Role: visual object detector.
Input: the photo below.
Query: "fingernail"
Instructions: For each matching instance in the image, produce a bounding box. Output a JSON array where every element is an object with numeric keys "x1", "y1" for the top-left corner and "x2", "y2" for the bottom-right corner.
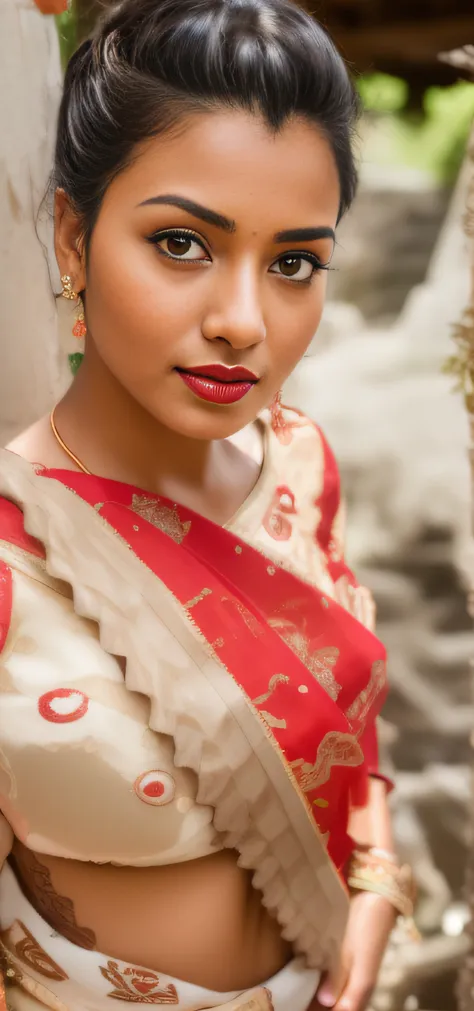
[{"x1": 318, "y1": 990, "x2": 336, "y2": 1007}]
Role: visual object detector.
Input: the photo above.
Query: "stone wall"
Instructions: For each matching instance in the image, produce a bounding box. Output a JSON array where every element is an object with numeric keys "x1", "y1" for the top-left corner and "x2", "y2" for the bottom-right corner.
[
  {"x1": 285, "y1": 159, "x2": 473, "y2": 1011},
  {"x1": 0, "y1": 1, "x2": 67, "y2": 447}
]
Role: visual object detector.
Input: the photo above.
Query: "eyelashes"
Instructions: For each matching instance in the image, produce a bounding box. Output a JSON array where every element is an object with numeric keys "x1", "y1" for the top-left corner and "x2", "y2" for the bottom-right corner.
[
  {"x1": 147, "y1": 228, "x2": 210, "y2": 262},
  {"x1": 146, "y1": 227, "x2": 332, "y2": 283},
  {"x1": 269, "y1": 253, "x2": 331, "y2": 283}
]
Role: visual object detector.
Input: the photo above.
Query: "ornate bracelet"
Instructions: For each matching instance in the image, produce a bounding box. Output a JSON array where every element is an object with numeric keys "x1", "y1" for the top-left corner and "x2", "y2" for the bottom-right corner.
[{"x1": 346, "y1": 847, "x2": 417, "y2": 919}]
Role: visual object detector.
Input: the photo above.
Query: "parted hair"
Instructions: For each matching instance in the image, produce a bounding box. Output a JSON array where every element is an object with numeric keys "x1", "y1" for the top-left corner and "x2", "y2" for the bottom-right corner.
[{"x1": 55, "y1": 0, "x2": 360, "y2": 243}]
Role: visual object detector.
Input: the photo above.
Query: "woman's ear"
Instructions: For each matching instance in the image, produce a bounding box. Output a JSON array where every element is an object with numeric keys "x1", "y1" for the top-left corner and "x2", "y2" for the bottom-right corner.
[{"x1": 54, "y1": 188, "x2": 86, "y2": 293}]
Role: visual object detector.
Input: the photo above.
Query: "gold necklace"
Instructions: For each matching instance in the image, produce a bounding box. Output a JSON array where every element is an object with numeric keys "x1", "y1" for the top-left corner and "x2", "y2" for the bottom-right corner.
[{"x1": 50, "y1": 409, "x2": 92, "y2": 475}]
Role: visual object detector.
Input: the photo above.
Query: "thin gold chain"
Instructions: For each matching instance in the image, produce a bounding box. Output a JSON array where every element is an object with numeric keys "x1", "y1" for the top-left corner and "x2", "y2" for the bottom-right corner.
[{"x1": 50, "y1": 409, "x2": 92, "y2": 475}]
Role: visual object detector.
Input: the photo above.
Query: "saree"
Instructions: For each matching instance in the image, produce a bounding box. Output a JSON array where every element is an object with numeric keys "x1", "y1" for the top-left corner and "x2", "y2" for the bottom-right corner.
[{"x1": 0, "y1": 406, "x2": 388, "y2": 1011}]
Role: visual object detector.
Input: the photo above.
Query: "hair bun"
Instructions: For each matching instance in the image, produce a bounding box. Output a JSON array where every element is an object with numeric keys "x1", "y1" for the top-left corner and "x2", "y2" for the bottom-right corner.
[{"x1": 55, "y1": 0, "x2": 359, "y2": 243}]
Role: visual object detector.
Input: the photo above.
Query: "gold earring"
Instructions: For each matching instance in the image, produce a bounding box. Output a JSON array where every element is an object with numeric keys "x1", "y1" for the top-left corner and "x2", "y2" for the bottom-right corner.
[
  {"x1": 60, "y1": 275, "x2": 86, "y2": 341},
  {"x1": 61, "y1": 274, "x2": 77, "y2": 301}
]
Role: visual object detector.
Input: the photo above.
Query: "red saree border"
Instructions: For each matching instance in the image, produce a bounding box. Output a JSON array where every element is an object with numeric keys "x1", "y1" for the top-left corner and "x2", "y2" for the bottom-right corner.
[{"x1": 10, "y1": 466, "x2": 387, "y2": 873}]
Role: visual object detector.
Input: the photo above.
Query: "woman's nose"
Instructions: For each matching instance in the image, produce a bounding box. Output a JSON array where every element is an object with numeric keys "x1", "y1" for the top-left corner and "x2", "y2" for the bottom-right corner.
[{"x1": 201, "y1": 264, "x2": 267, "y2": 349}]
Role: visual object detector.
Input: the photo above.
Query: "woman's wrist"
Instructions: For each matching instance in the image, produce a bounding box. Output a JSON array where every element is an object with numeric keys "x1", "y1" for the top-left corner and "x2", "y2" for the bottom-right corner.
[{"x1": 346, "y1": 846, "x2": 417, "y2": 920}]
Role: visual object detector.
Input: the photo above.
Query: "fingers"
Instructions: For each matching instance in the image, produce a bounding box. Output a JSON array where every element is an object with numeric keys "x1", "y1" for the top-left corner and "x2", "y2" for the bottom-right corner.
[
  {"x1": 316, "y1": 956, "x2": 350, "y2": 1008},
  {"x1": 335, "y1": 976, "x2": 374, "y2": 1011}
]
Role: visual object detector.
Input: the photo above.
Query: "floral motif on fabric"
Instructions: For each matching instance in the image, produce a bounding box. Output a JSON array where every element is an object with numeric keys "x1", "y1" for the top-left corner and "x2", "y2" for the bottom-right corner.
[
  {"x1": 1, "y1": 921, "x2": 68, "y2": 981},
  {"x1": 290, "y1": 731, "x2": 363, "y2": 794},
  {"x1": 99, "y1": 961, "x2": 178, "y2": 1003},
  {"x1": 130, "y1": 496, "x2": 191, "y2": 545},
  {"x1": 262, "y1": 486, "x2": 296, "y2": 541}
]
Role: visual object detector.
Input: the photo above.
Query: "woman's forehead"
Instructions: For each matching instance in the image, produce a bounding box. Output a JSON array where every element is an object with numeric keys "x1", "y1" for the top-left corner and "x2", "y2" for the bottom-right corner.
[{"x1": 100, "y1": 110, "x2": 341, "y2": 230}]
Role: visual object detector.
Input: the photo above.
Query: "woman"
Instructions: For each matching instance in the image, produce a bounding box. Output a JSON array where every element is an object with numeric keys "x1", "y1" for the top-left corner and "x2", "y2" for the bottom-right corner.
[{"x1": 0, "y1": 1, "x2": 415, "y2": 1009}]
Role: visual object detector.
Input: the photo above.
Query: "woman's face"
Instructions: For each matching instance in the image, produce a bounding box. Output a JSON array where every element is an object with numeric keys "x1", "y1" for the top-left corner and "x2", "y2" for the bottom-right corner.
[{"x1": 66, "y1": 110, "x2": 340, "y2": 440}]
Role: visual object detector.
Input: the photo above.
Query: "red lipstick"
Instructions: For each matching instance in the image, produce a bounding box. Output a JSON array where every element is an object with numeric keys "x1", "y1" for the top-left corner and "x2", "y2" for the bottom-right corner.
[{"x1": 176, "y1": 364, "x2": 258, "y2": 405}]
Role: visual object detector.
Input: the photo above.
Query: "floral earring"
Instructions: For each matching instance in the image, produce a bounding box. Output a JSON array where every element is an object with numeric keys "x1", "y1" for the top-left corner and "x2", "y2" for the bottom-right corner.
[
  {"x1": 270, "y1": 390, "x2": 283, "y2": 427},
  {"x1": 61, "y1": 275, "x2": 85, "y2": 375}
]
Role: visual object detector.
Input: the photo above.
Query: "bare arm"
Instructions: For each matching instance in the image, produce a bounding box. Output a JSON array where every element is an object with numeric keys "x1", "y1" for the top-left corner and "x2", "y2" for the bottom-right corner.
[{"x1": 349, "y1": 777, "x2": 394, "y2": 853}]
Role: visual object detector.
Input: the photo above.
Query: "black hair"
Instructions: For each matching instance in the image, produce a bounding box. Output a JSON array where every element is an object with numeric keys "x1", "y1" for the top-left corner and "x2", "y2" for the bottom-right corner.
[{"x1": 55, "y1": 0, "x2": 360, "y2": 245}]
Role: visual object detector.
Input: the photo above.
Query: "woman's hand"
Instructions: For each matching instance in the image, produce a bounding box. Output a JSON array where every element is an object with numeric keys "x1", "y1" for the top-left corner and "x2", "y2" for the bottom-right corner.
[
  {"x1": 33, "y1": 0, "x2": 68, "y2": 14},
  {"x1": 312, "y1": 892, "x2": 396, "y2": 1011}
]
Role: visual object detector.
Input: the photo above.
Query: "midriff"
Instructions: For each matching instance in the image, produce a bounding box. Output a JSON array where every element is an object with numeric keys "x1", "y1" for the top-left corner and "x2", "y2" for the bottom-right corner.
[{"x1": 11, "y1": 842, "x2": 292, "y2": 992}]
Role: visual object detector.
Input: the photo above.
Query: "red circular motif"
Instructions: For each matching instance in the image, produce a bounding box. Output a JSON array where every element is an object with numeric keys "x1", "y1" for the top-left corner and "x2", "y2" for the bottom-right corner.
[
  {"x1": 38, "y1": 688, "x2": 89, "y2": 724},
  {"x1": 143, "y1": 781, "x2": 165, "y2": 799},
  {"x1": 134, "y1": 771, "x2": 175, "y2": 807}
]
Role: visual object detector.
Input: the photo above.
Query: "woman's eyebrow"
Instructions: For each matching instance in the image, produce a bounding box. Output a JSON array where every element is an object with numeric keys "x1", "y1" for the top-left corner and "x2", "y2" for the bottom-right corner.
[
  {"x1": 137, "y1": 194, "x2": 236, "y2": 233},
  {"x1": 138, "y1": 195, "x2": 335, "y2": 246},
  {"x1": 274, "y1": 226, "x2": 335, "y2": 243}
]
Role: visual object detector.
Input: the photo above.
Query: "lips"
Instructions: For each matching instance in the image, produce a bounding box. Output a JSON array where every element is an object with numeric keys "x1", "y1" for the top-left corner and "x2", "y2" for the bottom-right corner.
[{"x1": 175, "y1": 363, "x2": 258, "y2": 405}]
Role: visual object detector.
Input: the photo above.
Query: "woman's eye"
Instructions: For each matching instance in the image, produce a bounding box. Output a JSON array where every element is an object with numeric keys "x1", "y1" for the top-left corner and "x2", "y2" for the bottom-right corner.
[
  {"x1": 152, "y1": 231, "x2": 209, "y2": 261},
  {"x1": 270, "y1": 255, "x2": 319, "y2": 282}
]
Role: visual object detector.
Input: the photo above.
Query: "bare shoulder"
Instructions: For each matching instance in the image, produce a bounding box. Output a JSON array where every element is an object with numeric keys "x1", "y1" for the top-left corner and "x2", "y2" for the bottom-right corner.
[{"x1": 6, "y1": 416, "x2": 66, "y2": 469}]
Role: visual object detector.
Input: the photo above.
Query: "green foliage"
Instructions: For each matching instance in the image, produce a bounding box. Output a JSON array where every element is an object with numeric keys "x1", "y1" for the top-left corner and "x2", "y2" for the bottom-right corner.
[
  {"x1": 68, "y1": 352, "x2": 84, "y2": 376},
  {"x1": 358, "y1": 73, "x2": 409, "y2": 114},
  {"x1": 358, "y1": 73, "x2": 474, "y2": 183},
  {"x1": 55, "y1": 8, "x2": 77, "y2": 70}
]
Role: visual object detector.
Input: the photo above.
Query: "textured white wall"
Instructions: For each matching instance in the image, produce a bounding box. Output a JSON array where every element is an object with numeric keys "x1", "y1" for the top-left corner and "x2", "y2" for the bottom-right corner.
[{"x1": 0, "y1": 0, "x2": 68, "y2": 446}]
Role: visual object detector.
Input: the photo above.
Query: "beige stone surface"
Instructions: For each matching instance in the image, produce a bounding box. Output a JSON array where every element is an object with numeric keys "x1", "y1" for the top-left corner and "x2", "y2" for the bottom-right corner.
[{"x1": 285, "y1": 155, "x2": 473, "y2": 1011}]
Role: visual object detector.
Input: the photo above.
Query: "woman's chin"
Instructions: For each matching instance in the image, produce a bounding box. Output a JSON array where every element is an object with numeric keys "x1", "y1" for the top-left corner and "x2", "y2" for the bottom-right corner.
[{"x1": 148, "y1": 398, "x2": 263, "y2": 441}]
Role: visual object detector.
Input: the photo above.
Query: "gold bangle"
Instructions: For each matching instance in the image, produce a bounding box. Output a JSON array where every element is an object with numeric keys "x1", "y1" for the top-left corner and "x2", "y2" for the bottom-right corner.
[{"x1": 346, "y1": 847, "x2": 417, "y2": 919}]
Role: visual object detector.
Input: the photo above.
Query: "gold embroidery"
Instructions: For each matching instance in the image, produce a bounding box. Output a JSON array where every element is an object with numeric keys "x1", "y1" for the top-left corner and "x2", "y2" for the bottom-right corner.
[
  {"x1": 345, "y1": 659, "x2": 387, "y2": 728},
  {"x1": 0, "y1": 540, "x2": 46, "y2": 574},
  {"x1": 1, "y1": 922, "x2": 68, "y2": 982},
  {"x1": 269, "y1": 617, "x2": 341, "y2": 700},
  {"x1": 100, "y1": 961, "x2": 178, "y2": 1004},
  {"x1": 220, "y1": 597, "x2": 263, "y2": 637},
  {"x1": 184, "y1": 588, "x2": 212, "y2": 609},
  {"x1": 290, "y1": 732, "x2": 363, "y2": 793},
  {"x1": 130, "y1": 496, "x2": 191, "y2": 545},
  {"x1": 253, "y1": 674, "x2": 289, "y2": 729}
]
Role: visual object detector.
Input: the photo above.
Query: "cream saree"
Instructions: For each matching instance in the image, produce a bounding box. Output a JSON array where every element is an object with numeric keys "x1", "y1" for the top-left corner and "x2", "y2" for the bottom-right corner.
[{"x1": 0, "y1": 407, "x2": 388, "y2": 1011}]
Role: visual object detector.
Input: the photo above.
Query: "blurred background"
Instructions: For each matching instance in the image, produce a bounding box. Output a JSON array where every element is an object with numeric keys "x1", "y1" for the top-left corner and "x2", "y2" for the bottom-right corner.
[{"x1": 1, "y1": 2, "x2": 474, "y2": 1009}]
